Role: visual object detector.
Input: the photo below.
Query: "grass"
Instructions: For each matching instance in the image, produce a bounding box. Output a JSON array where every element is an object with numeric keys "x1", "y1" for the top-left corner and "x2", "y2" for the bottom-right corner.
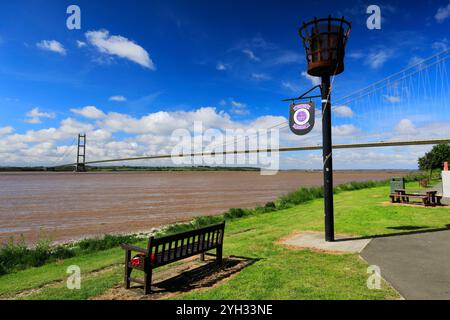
[
  {"x1": 0, "y1": 234, "x2": 142, "y2": 276},
  {"x1": 1, "y1": 178, "x2": 448, "y2": 300}
]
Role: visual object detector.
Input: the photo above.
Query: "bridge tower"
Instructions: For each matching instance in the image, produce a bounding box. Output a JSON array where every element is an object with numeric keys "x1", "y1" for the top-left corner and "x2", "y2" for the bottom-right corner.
[{"x1": 76, "y1": 133, "x2": 86, "y2": 172}]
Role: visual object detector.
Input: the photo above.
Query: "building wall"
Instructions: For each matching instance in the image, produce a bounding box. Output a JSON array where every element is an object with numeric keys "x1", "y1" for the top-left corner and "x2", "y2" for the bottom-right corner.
[{"x1": 443, "y1": 171, "x2": 450, "y2": 198}]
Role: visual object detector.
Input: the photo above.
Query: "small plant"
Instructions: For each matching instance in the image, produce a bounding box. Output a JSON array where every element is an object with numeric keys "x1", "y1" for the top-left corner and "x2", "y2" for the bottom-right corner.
[
  {"x1": 0, "y1": 236, "x2": 52, "y2": 275},
  {"x1": 224, "y1": 208, "x2": 251, "y2": 219},
  {"x1": 51, "y1": 245, "x2": 76, "y2": 260}
]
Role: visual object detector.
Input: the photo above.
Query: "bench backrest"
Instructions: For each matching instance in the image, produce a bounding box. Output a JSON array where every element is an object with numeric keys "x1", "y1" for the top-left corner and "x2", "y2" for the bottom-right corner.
[{"x1": 146, "y1": 222, "x2": 225, "y2": 266}]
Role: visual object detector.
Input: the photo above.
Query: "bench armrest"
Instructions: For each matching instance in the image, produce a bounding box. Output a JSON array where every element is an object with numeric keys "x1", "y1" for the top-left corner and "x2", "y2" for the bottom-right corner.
[{"x1": 121, "y1": 243, "x2": 146, "y2": 253}]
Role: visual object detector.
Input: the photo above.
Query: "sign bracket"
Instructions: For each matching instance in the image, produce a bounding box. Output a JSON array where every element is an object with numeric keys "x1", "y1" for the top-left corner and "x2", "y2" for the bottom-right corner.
[{"x1": 281, "y1": 85, "x2": 322, "y2": 103}]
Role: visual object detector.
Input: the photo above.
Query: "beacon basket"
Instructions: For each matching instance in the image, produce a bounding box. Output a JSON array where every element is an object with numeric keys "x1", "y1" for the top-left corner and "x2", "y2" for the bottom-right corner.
[{"x1": 299, "y1": 16, "x2": 351, "y2": 77}]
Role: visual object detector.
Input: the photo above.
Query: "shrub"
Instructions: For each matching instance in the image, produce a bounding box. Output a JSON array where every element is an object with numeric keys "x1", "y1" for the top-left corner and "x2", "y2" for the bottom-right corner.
[
  {"x1": 265, "y1": 201, "x2": 276, "y2": 211},
  {"x1": 277, "y1": 186, "x2": 324, "y2": 209},
  {"x1": 0, "y1": 237, "x2": 29, "y2": 275},
  {"x1": 224, "y1": 208, "x2": 250, "y2": 219},
  {"x1": 51, "y1": 246, "x2": 75, "y2": 260},
  {"x1": 78, "y1": 234, "x2": 140, "y2": 252},
  {"x1": 0, "y1": 237, "x2": 51, "y2": 275}
]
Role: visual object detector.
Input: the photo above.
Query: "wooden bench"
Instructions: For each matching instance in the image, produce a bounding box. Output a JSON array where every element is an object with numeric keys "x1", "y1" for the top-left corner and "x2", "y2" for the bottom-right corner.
[
  {"x1": 121, "y1": 222, "x2": 225, "y2": 294},
  {"x1": 390, "y1": 189, "x2": 435, "y2": 206},
  {"x1": 404, "y1": 194, "x2": 431, "y2": 206},
  {"x1": 390, "y1": 189, "x2": 408, "y2": 203}
]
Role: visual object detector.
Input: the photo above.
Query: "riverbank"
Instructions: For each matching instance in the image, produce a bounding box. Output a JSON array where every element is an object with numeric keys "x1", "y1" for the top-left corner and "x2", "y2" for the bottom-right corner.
[{"x1": 1, "y1": 177, "x2": 449, "y2": 300}]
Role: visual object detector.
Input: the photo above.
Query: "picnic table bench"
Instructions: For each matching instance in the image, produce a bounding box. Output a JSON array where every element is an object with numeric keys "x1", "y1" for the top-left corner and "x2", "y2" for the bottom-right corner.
[
  {"x1": 390, "y1": 189, "x2": 442, "y2": 207},
  {"x1": 121, "y1": 222, "x2": 225, "y2": 294}
]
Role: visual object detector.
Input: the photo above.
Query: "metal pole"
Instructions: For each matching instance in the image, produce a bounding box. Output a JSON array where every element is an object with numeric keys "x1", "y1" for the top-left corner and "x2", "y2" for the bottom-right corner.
[{"x1": 321, "y1": 75, "x2": 334, "y2": 242}]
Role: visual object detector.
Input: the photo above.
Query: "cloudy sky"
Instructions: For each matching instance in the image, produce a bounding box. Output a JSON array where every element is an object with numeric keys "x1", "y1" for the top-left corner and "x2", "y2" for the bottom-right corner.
[{"x1": 0, "y1": 0, "x2": 450, "y2": 169}]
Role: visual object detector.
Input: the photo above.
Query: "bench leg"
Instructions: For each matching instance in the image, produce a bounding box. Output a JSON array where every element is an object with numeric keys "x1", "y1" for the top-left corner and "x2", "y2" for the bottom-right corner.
[
  {"x1": 199, "y1": 253, "x2": 205, "y2": 262},
  {"x1": 144, "y1": 268, "x2": 152, "y2": 295},
  {"x1": 216, "y1": 245, "x2": 223, "y2": 265},
  {"x1": 124, "y1": 249, "x2": 132, "y2": 289}
]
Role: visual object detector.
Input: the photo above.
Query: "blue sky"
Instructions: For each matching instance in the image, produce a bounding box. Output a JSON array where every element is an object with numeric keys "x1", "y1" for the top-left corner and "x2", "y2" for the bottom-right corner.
[{"x1": 0, "y1": 0, "x2": 450, "y2": 168}]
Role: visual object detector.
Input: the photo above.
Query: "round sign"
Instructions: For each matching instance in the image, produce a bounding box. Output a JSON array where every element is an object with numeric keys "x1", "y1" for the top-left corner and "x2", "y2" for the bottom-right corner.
[{"x1": 293, "y1": 108, "x2": 310, "y2": 126}]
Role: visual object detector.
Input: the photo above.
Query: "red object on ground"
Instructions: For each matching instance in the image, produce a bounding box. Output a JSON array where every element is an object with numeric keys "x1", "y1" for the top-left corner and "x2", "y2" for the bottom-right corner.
[
  {"x1": 130, "y1": 253, "x2": 155, "y2": 267},
  {"x1": 444, "y1": 162, "x2": 448, "y2": 171}
]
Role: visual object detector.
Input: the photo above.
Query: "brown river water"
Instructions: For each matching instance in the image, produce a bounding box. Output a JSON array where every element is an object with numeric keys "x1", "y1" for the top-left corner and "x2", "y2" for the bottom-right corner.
[{"x1": 0, "y1": 171, "x2": 409, "y2": 244}]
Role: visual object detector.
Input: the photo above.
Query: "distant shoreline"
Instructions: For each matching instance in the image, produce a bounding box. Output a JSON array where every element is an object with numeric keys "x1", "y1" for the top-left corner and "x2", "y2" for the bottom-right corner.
[
  {"x1": 0, "y1": 166, "x2": 261, "y2": 173},
  {"x1": 0, "y1": 166, "x2": 418, "y2": 173}
]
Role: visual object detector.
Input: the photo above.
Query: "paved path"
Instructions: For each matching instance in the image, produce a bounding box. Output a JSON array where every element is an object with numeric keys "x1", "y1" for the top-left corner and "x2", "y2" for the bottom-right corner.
[{"x1": 361, "y1": 229, "x2": 450, "y2": 300}]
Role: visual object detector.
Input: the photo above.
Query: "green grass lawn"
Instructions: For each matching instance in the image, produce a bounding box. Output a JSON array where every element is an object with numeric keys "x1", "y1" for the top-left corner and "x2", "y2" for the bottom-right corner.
[{"x1": 1, "y1": 182, "x2": 449, "y2": 300}]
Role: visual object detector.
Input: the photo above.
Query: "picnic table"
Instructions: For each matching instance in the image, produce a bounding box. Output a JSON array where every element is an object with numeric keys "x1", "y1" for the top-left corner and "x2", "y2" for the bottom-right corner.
[{"x1": 390, "y1": 189, "x2": 442, "y2": 206}]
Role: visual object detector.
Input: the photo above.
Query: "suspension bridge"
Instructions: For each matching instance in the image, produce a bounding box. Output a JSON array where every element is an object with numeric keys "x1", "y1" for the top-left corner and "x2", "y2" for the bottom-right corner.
[{"x1": 51, "y1": 48, "x2": 450, "y2": 172}]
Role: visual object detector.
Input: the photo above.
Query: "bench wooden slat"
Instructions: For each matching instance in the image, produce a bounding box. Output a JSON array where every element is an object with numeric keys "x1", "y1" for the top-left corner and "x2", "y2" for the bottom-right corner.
[{"x1": 151, "y1": 223, "x2": 225, "y2": 245}]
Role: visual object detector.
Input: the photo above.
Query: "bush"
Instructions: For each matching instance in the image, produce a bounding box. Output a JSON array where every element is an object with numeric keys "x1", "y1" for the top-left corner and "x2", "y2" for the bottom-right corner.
[
  {"x1": 0, "y1": 237, "x2": 51, "y2": 275},
  {"x1": 0, "y1": 237, "x2": 29, "y2": 275},
  {"x1": 264, "y1": 202, "x2": 276, "y2": 211},
  {"x1": 28, "y1": 239, "x2": 51, "y2": 267},
  {"x1": 224, "y1": 208, "x2": 251, "y2": 219},
  {"x1": 77, "y1": 234, "x2": 141, "y2": 252},
  {"x1": 277, "y1": 186, "x2": 324, "y2": 209},
  {"x1": 51, "y1": 246, "x2": 76, "y2": 260},
  {"x1": 0, "y1": 233, "x2": 142, "y2": 276}
]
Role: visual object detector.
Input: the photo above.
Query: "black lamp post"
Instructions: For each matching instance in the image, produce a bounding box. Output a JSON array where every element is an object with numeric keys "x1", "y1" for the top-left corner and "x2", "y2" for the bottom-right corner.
[{"x1": 299, "y1": 16, "x2": 351, "y2": 242}]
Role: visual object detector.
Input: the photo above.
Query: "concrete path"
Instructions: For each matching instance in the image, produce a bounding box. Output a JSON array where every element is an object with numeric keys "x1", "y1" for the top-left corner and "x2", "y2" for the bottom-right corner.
[
  {"x1": 361, "y1": 229, "x2": 450, "y2": 300},
  {"x1": 282, "y1": 231, "x2": 371, "y2": 253}
]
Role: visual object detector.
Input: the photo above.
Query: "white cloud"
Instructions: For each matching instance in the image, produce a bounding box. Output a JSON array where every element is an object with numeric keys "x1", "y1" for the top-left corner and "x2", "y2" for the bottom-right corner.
[
  {"x1": 432, "y1": 38, "x2": 449, "y2": 51},
  {"x1": 71, "y1": 106, "x2": 106, "y2": 119},
  {"x1": 216, "y1": 62, "x2": 228, "y2": 71},
  {"x1": 76, "y1": 40, "x2": 87, "y2": 48},
  {"x1": 384, "y1": 95, "x2": 401, "y2": 103},
  {"x1": 271, "y1": 51, "x2": 303, "y2": 65},
  {"x1": 25, "y1": 107, "x2": 56, "y2": 124},
  {"x1": 435, "y1": 3, "x2": 450, "y2": 23},
  {"x1": 109, "y1": 95, "x2": 127, "y2": 102},
  {"x1": 242, "y1": 49, "x2": 260, "y2": 62},
  {"x1": 333, "y1": 105, "x2": 354, "y2": 118},
  {"x1": 348, "y1": 51, "x2": 364, "y2": 59},
  {"x1": 229, "y1": 100, "x2": 249, "y2": 116},
  {"x1": 409, "y1": 56, "x2": 425, "y2": 66},
  {"x1": 365, "y1": 50, "x2": 389, "y2": 69},
  {"x1": 251, "y1": 73, "x2": 271, "y2": 81},
  {"x1": 0, "y1": 126, "x2": 13, "y2": 135},
  {"x1": 301, "y1": 71, "x2": 320, "y2": 86},
  {"x1": 36, "y1": 40, "x2": 66, "y2": 55},
  {"x1": 281, "y1": 81, "x2": 300, "y2": 93},
  {"x1": 395, "y1": 119, "x2": 417, "y2": 135},
  {"x1": 332, "y1": 124, "x2": 360, "y2": 136},
  {"x1": 85, "y1": 29, "x2": 155, "y2": 69},
  {"x1": 99, "y1": 107, "x2": 235, "y2": 135}
]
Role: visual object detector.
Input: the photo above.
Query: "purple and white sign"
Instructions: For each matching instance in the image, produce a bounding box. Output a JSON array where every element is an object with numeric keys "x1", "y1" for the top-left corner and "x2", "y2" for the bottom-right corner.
[{"x1": 289, "y1": 102, "x2": 315, "y2": 136}]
